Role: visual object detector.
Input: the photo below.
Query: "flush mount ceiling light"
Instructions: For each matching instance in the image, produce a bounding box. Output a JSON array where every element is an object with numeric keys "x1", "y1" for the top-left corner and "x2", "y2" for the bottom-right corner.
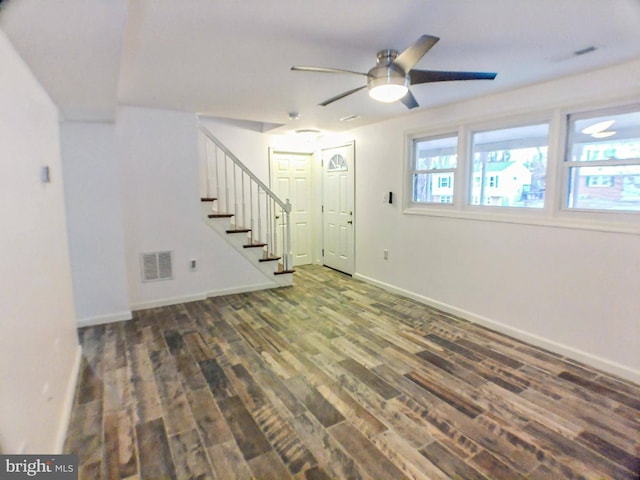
[{"x1": 294, "y1": 129, "x2": 321, "y2": 141}]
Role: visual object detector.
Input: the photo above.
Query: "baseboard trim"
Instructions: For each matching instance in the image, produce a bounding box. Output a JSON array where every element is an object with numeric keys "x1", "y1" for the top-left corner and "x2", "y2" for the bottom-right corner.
[
  {"x1": 354, "y1": 273, "x2": 640, "y2": 384},
  {"x1": 54, "y1": 345, "x2": 82, "y2": 454},
  {"x1": 130, "y1": 282, "x2": 286, "y2": 312},
  {"x1": 131, "y1": 293, "x2": 207, "y2": 311},
  {"x1": 77, "y1": 310, "x2": 132, "y2": 328},
  {"x1": 206, "y1": 282, "x2": 282, "y2": 298}
]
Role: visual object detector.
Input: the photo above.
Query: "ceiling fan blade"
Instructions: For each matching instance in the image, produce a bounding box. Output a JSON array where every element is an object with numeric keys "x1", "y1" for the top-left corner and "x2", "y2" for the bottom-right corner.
[
  {"x1": 400, "y1": 90, "x2": 419, "y2": 109},
  {"x1": 410, "y1": 69, "x2": 497, "y2": 84},
  {"x1": 319, "y1": 85, "x2": 367, "y2": 107},
  {"x1": 393, "y1": 35, "x2": 440, "y2": 72},
  {"x1": 291, "y1": 66, "x2": 368, "y2": 76}
]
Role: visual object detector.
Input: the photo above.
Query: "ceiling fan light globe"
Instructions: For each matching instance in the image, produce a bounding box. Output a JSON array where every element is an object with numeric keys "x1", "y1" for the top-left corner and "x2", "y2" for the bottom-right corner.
[
  {"x1": 367, "y1": 65, "x2": 409, "y2": 103},
  {"x1": 369, "y1": 84, "x2": 408, "y2": 103}
]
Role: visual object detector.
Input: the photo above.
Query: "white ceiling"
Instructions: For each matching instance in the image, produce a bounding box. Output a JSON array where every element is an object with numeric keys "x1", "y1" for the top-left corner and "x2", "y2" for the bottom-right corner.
[{"x1": 2, "y1": 0, "x2": 639, "y2": 133}]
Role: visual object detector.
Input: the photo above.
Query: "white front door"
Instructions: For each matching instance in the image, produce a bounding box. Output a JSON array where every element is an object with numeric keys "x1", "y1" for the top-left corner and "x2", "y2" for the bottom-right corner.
[
  {"x1": 322, "y1": 142, "x2": 355, "y2": 275},
  {"x1": 269, "y1": 151, "x2": 312, "y2": 266}
]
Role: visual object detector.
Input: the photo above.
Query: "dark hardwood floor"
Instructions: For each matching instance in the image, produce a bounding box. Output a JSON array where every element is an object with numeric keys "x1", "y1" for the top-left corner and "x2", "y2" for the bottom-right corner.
[{"x1": 64, "y1": 265, "x2": 640, "y2": 479}]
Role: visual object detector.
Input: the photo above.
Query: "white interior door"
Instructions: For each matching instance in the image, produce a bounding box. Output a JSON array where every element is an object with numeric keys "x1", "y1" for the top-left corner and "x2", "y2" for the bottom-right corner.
[
  {"x1": 322, "y1": 142, "x2": 355, "y2": 275},
  {"x1": 269, "y1": 151, "x2": 312, "y2": 266}
]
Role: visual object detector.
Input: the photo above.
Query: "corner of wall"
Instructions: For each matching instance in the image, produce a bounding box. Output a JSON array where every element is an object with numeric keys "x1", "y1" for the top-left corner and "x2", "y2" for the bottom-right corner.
[
  {"x1": 354, "y1": 273, "x2": 640, "y2": 384},
  {"x1": 54, "y1": 345, "x2": 83, "y2": 453}
]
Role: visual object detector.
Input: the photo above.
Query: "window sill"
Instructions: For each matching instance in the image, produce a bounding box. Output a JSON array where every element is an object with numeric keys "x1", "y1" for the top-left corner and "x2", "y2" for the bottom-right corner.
[{"x1": 403, "y1": 205, "x2": 640, "y2": 235}]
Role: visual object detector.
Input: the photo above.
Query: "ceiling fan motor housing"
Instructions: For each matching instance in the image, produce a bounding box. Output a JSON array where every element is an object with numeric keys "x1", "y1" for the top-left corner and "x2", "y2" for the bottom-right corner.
[{"x1": 367, "y1": 50, "x2": 409, "y2": 91}]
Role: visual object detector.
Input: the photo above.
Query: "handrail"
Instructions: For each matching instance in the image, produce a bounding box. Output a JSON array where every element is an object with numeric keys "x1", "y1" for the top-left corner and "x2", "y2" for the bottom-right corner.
[
  {"x1": 199, "y1": 126, "x2": 290, "y2": 212},
  {"x1": 199, "y1": 124, "x2": 293, "y2": 272}
]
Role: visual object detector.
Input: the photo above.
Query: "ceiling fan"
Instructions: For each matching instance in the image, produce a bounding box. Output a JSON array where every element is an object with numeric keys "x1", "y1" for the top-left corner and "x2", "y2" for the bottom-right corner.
[{"x1": 291, "y1": 34, "x2": 497, "y2": 109}]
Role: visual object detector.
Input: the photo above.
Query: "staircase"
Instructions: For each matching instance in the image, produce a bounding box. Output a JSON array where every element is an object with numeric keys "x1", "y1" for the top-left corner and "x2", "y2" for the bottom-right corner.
[{"x1": 199, "y1": 126, "x2": 294, "y2": 287}]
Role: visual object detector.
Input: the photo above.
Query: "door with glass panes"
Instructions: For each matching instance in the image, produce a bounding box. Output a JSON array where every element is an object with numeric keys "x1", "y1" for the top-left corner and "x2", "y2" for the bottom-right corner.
[{"x1": 322, "y1": 142, "x2": 355, "y2": 275}]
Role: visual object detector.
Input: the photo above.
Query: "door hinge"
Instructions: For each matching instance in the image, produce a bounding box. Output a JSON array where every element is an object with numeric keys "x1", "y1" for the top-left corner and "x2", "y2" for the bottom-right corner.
[
  {"x1": 322, "y1": 249, "x2": 324, "y2": 257},
  {"x1": 321, "y1": 205, "x2": 324, "y2": 213}
]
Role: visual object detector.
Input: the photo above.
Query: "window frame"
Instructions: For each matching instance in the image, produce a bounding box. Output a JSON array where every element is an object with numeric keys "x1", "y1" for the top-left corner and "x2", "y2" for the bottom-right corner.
[
  {"x1": 467, "y1": 119, "x2": 551, "y2": 212},
  {"x1": 561, "y1": 104, "x2": 640, "y2": 217},
  {"x1": 403, "y1": 100, "x2": 640, "y2": 233},
  {"x1": 406, "y1": 131, "x2": 460, "y2": 207}
]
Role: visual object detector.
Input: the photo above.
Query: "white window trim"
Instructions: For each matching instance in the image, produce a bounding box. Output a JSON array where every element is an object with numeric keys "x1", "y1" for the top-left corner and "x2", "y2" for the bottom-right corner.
[
  {"x1": 559, "y1": 103, "x2": 640, "y2": 217},
  {"x1": 405, "y1": 130, "x2": 460, "y2": 207},
  {"x1": 466, "y1": 116, "x2": 552, "y2": 213},
  {"x1": 403, "y1": 102, "x2": 640, "y2": 235}
]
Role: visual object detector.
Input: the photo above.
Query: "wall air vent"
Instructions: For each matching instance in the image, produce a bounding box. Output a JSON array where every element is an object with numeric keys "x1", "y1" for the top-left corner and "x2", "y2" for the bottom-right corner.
[{"x1": 141, "y1": 251, "x2": 173, "y2": 282}]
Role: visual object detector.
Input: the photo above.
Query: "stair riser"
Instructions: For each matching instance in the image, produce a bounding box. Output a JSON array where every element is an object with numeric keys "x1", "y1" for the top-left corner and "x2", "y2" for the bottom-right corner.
[{"x1": 202, "y1": 204, "x2": 292, "y2": 284}]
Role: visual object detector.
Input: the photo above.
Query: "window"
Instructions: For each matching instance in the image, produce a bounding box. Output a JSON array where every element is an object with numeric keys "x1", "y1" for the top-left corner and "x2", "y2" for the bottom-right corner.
[
  {"x1": 404, "y1": 102, "x2": 638, "y2": 230},
  {"x1": 471, "y1": 123, "x2": 549, "y2": 208},
  {"x1": 410, "y1": 134, "x2": 457, "y2": 204},
  {"x1": 565, "y1": 107, "x2": 640, "y2": 211},
  {"x1": 328, "y1": 154, "x2": 348, "y2": 171},
  {"x1": 438, "y1": 176, "x2": 452, "y2": 188},
  {"x1": 586, "y1": 176, "x2": 614, "y2": 188}
]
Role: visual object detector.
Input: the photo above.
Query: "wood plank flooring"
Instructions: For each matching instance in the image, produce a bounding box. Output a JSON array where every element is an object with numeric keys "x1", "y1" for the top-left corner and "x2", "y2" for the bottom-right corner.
[{"x1": 64, "y1": 265, "x2": 640, "y2": 479}]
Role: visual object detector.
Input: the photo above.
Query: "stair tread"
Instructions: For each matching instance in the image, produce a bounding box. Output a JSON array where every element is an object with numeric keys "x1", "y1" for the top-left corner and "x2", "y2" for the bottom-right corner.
[
  {"x1": 274, "y1": 269, "x2": 296, "y2": 275},
  {"x1": 243, "y1": 242, "x2": 267, "y2": 248},
  {"x1": 274, "y1": 262, "x2": 295, "y2": 275},
  {"x1": 259, "y1": 255, "x2": 281, "y2": 262},
  {"x1": 199, "y1": 142, "x2": 295, "y2": 286}
]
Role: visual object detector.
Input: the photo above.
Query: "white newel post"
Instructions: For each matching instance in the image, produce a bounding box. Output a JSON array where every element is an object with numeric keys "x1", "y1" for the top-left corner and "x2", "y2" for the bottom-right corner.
[{"x1": 284, "y1": 198, "x2": 293, "y2": 270}]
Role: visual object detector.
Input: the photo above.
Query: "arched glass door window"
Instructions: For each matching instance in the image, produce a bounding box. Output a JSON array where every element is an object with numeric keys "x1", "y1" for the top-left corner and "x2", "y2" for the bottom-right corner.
[{"x1": 328, "y1": 154, "x2": 348, "y2": 171}]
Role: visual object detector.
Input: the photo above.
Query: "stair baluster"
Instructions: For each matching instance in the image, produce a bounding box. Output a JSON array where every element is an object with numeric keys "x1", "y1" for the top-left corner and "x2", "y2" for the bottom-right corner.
[
  {"x1": 249, "y1": 177, "x2": 254, "y2": 244},
  {"x1": 200, "y1": 126, "x2": 293, "y2": 273}
]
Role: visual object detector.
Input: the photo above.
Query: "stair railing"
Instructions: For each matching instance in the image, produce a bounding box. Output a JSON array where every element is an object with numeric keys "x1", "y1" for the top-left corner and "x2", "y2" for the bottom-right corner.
[{"x1": 200, "y1": 126, "x2": 293, "y2": 272}]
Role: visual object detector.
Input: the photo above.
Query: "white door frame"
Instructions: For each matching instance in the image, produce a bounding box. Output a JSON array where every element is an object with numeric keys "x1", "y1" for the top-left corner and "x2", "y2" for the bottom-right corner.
[{"x1": 321, "y1": 141, "x2": 355, "y2": 275}]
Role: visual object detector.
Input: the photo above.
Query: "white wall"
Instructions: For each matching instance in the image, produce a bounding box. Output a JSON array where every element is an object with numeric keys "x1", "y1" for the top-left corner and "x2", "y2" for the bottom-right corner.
[
  {"x1": 117, "y1": 107, "x2": 269, "y2": 309},
  {"x1": 0, "y1": 31, "x2": 81, "y2": 453},
  {"x1": 199, "y1": 117, "x2": 327, "y2": 264},
  {"x1": 198, "y1": 116, "x2": 273, "y2": 186},
  {"x1": 346, "y1": 59, "x2": 640, "y2": 382},
  {"x1": 60, "y1": 122, "x2": 131, "y2": 326},
  {"x1": 57, "y1": 109, "x2": 282, "y2": 318}
]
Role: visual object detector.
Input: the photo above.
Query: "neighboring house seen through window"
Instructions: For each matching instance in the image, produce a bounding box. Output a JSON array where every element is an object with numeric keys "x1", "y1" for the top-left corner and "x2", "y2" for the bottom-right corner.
[
  {"x1": 411, "y1": 134, "x2": 457, "y2": 204},
  {"x1": 406, "y1": 103, "x2": 639, "y2": 230},
  {"x1": 470, "y1": 123, "x2": 549, "y2": 208},
  {"x1": 565, "y1": 107, "x2": 640, "y2": 212}
]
